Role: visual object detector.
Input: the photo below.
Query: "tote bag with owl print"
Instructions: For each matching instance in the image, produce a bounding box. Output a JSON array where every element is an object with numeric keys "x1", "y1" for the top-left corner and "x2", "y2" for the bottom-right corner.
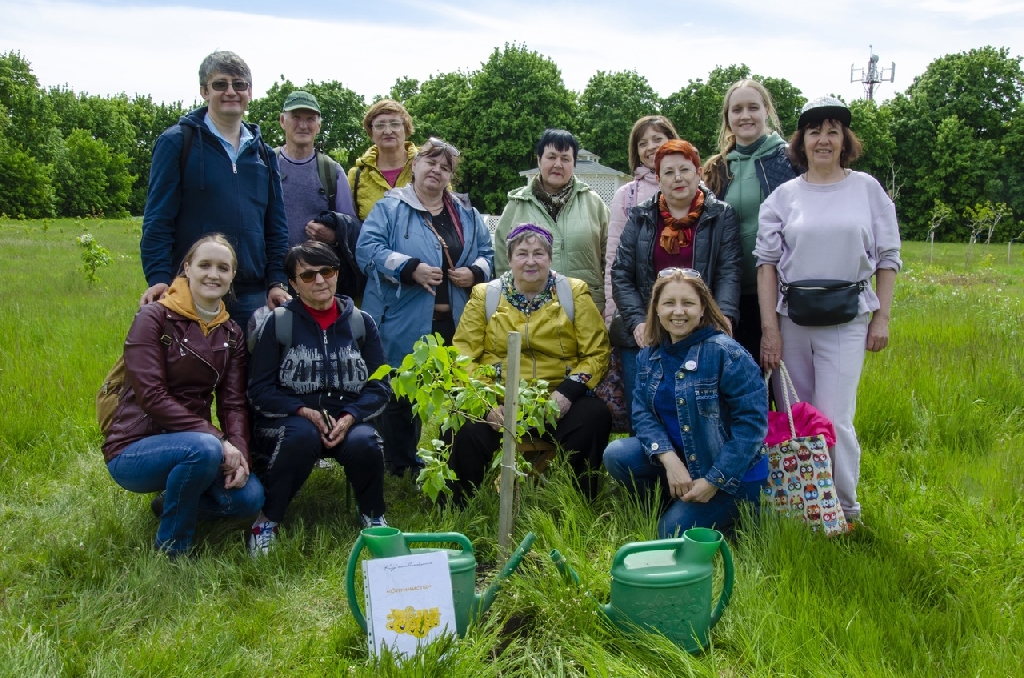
[{"x1": 761, "y1": 363, "x2": 850, "y2": 537}]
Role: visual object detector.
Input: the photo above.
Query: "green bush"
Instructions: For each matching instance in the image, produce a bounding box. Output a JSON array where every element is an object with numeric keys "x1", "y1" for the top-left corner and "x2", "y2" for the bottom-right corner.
[
  {"x1": 53, "y1": 129, "x2": 134, "y2": 218},
  {"x1": 0, "y1": 136, "x2": 54, "y2": 218}
]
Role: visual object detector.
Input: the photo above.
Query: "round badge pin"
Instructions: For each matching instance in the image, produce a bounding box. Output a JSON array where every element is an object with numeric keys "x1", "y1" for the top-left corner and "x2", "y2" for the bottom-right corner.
[{"x1": 684, "y1": 360, "x2": 697, "y2": 371}]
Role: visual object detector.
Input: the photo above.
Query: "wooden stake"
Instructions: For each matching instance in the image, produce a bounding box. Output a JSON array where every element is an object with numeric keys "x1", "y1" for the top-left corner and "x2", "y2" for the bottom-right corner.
[{"x1": 498, "y1": 331, "x2": 522, "y2": 554}]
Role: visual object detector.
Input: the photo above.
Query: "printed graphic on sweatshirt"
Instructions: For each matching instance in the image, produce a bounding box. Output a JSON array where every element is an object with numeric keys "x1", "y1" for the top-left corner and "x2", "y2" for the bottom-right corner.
[{"x1": 279, "y1": 345, "x2": 369, "y2": 395}]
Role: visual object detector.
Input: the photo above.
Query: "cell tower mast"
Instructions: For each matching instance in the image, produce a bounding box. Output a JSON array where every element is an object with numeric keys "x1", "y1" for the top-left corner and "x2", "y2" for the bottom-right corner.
[{"x1": 851, "y1": 45, "x2": 895, "y2": 100}]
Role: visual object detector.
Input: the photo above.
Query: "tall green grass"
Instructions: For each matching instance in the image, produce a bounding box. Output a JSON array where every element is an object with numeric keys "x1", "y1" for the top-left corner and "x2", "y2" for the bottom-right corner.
[{"x1": 1, "y1": 223, "x2": 1021, "y2": 676}]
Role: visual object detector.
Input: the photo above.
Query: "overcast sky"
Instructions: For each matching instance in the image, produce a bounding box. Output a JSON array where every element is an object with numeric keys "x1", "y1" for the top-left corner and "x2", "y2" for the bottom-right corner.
[{"x1": 3, "y1": 0, "x2": 1023, "y2": 108}]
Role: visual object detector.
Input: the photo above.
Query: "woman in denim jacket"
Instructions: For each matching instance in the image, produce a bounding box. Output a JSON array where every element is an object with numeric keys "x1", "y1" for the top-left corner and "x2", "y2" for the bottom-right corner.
[{"x1": 604, "y1": 269, "x2": 767, "y2": 537}]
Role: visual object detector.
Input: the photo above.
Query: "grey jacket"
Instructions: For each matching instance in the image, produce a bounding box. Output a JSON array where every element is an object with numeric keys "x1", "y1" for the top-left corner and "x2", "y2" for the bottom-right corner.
[{"x1": 610, "y1": 187, "x2": 742, "y2": 347}]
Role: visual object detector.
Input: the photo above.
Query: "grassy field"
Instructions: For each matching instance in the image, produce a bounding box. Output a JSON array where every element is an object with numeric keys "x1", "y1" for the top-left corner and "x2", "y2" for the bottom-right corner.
[{"x1": 1, "y1": 220, "x2": 1021, "y2": 677}]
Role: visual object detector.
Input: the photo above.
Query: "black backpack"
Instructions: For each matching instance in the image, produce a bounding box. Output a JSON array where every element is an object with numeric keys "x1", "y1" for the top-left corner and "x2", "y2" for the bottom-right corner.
[{"x1": 247, "y1": 305, "x2": 365, "y2": 354}]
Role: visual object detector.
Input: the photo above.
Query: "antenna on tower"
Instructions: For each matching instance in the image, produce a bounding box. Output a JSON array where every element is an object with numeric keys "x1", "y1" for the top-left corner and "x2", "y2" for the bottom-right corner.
[{"x1": 851, "y1": 45, "x2": 895, "y2": 101}]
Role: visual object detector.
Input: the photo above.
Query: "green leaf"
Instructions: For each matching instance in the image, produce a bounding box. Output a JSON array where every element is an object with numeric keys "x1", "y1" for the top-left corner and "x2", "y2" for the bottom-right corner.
[{"x1": 369, "y1": 364, "x2": 393, "y2": 381}]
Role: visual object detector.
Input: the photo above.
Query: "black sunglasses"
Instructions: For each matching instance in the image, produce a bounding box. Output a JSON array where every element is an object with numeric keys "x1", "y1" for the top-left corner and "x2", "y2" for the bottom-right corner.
[
  {"x1": 295, "y1": 267, "x2": 339, "y2": 283},
  {"x1": 209, "y1": 79, "x2": 250, "y2": 92}
]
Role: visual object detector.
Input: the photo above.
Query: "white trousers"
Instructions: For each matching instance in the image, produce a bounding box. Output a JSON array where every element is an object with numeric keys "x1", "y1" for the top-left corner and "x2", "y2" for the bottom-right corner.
[{"x1": 775, "y1": 313, "x2": 869, "y2": 517}]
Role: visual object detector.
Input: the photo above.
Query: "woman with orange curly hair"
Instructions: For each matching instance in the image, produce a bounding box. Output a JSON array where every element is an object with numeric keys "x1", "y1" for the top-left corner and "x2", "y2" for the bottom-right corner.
[{"x1": 610, "y1": 139, "x2": 742, "y2": 422}]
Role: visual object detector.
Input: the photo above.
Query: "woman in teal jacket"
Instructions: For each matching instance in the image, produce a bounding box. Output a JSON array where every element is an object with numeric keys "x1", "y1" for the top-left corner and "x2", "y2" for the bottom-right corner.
[
  {"x1": 702, "y1": 79, "x2": 798, "y2": 363},
  {"x1": 355, "y1": 138, "x2": 494, "y2": 476}
]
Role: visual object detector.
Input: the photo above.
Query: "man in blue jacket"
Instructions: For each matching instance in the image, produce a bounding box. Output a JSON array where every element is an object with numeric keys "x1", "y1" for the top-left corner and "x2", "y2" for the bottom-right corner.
[{"x1": 139, "y1": 51, "x2": 290, "y2": 329}]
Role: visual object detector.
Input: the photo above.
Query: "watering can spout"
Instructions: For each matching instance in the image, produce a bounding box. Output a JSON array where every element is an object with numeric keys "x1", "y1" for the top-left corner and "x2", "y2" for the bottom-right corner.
[
  {"x1": 477, "y1": 532, "x2": 536, "y2": 614},
  {"x1": 550, "y1": 549, "x2": 616, "y2": 622},
  {"x1": 550, "y1": 549, "x2": 580, "y2": 585}
]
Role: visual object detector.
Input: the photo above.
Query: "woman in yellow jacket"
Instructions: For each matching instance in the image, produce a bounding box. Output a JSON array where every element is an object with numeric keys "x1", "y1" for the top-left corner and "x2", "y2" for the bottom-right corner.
[
  {"x1": 347, "y1": 100, "x2": 418, "y2": 221},
  {"x1": 449, "y1": 224, "x2": 612, "y2": 504}
]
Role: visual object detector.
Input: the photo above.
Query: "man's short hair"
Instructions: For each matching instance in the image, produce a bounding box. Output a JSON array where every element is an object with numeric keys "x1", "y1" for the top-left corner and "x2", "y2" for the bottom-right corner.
[{"x1": 199, "y1": 51, "x2": 252, "y2": 88}]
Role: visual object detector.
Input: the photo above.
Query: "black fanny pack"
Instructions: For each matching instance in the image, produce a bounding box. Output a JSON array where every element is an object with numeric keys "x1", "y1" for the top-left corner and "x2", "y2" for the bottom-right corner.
[{"x1": 781, "y1": 279, "x2": 866, "y2": 327}]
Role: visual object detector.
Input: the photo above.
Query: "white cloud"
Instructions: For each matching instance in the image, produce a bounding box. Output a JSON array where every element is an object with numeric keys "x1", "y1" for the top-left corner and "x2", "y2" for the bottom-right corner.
[
  {"x1": 1, "y1": 0, "x2": 1021, "y2": 108},
  {"x1": 916, "y1": 0, "x2": 1024, "y2": 21}
]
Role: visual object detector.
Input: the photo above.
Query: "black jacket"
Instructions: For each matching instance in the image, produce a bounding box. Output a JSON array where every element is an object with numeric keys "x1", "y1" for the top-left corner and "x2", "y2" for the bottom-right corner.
[
  {"x1": 312, "y1": 210, "x2": 366, "y2": 300},
  {"x1": 248, "y1": 296, "x2": 390, "y2": 424},
  {"x1": 610, "y1": 187, "x2": 742, "y2": 347}
]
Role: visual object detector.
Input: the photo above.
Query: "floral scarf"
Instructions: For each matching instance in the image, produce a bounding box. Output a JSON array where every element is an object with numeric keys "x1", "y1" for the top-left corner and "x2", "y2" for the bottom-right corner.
[
  {"x1": 531, "y1": 175, "x2": 576, "y2": 222},
  {"x1": 658, "y1": 190, "x2": 705, "y2": 255},
  {"x1": 501, "y1": 270, "x2": 555, "y2": 315}
]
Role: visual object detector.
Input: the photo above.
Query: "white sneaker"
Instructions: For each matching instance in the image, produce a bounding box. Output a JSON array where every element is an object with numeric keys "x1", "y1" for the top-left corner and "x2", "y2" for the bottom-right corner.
[
  {"x1": 361, "y1": 514, "x2": 388, "y2": 529},
  {"x1": 248, "y1": 521, "x2": 278, "y2": 557}
]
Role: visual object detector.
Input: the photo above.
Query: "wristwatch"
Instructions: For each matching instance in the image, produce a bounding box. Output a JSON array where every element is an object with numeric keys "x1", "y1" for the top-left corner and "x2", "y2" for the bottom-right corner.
[{"x1": 269, "y1": 282, "x2": 288, "y2": 292}]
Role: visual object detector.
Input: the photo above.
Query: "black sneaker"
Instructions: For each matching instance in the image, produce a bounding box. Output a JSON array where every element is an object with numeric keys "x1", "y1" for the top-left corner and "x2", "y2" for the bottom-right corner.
[{"x1": 150, "y1": 493, "x2": 165, "y2": 518}]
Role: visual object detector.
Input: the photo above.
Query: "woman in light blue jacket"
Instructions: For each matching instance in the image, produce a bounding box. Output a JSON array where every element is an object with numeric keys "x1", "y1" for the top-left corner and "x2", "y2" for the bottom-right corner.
[
  {"x1": 604, "y1": 269, "x2": 767, "y2": 538},
  {"x1": 356, "y1": 138, "x2": 494, "y2": 476}
]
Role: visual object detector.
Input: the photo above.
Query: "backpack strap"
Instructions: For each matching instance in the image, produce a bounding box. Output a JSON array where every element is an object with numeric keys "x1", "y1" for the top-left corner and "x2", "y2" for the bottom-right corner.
[
  {"x1": 554, "y1": 274, "x2": 574, "y2": 324},
  {"x1": 485, "y1": 276, "x2": 575, "y2": 324},
  {"x1": 273, "y1": 306, "x2": 292, "y2": 350},
  {"x1": 179, "y1": 124, "x2": 194, "y2": 188},
  {"x1": 349, "y1": 307, "x2": 365, "y2": 348},
  {"x1": 485, "y1": 278, "x2": 503, "y2": 322},
  {"x1": 352, "y1": 166, "x2": 362, "y2": 218},
  {"x1": 316, "y1": 151, "x2": 338, "y2": 208}
]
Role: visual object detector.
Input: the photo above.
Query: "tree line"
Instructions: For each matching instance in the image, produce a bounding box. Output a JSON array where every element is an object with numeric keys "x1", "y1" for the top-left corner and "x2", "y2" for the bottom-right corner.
[{"x1": 2, "y1": 44, "x2": 1022, "y2": 242}]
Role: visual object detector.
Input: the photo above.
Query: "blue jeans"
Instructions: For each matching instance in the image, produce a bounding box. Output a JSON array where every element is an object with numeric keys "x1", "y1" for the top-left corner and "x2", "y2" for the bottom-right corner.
[
  {"x1": 620, "y1": 346, "x2": 640, "y2": 433},
  {"x1": 227, "y1": 290, "x2": 267, "y2": 342},
  {"x1": 604, "y1": 437, "x2": 762, "y2": 538},
  {"x1": 107, "y1": 432, "x2": 264, "y2": 555}
]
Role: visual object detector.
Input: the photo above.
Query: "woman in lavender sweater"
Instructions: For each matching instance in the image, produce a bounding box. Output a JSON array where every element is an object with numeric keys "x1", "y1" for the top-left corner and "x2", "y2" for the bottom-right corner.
[{"x1": 755, "y1": 97, "x2": 901, "y2": 525}]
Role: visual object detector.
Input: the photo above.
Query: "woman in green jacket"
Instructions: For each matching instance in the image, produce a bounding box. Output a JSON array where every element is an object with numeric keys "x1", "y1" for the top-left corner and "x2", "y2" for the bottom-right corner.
[
  {"x1": 493, "y1": 129, "x2": 609, "y2": 311},
  {"x1": 347, "y1": 99, "x2": 418, "y2": 221}
]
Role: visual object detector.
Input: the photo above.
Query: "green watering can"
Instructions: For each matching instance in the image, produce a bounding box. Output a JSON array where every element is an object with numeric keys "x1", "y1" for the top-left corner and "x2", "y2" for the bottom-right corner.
[
  {"x1": 550, "y1": 527, "x2": 734, "y2": 654},
  {"x1": 346, "y1": 527, "x2": 536, "y2": 637}
]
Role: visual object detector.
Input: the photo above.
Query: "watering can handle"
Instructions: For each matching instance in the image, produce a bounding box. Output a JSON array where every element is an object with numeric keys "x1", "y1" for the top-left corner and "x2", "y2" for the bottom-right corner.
[
  {"x1": 344, "y1": 532, "x2": 475, "y2": 634},
  {"x1": 345, "y1": 534, "x2": 368, "y2": 633},
  {"x1": 709, "y1": 539, "x2": 734, "y2": 630},
  {"x1": 610, "y1": 538, "x2": 688, "y2": 571},
  {"x1": 400, "y1": 532, "x2": 475, "y2": 552}
]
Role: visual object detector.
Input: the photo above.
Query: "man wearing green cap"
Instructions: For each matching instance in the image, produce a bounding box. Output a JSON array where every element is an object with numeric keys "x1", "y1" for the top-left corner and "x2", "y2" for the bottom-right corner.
[{"x1": 277, "y1": 91, "x2": 363, "y2": 298}]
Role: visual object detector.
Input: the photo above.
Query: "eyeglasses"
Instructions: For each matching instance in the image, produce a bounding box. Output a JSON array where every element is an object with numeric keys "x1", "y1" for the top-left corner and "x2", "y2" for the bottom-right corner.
[
  {"x1": 658, "y1": 267, "x2": 701, "y2": 279},
  {"x1": 208, "y1": 79, "x2": 250, "y2": 92},
  {"x1": 371, "y1": 120, "x2": 404, "y2": 132},
  {"x1": 295, "y1": 267, "x2": 339, "y2": 283},
  {"x1": 660, "y1": 167, "x2": 696, "y2": 181},
  {"x1": 426, "y1": 137, "x2": 460, "y2": 157}
]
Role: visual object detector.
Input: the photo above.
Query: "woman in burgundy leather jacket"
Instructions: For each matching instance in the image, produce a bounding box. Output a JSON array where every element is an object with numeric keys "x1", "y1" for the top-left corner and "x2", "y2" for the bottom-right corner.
[{"x1": 103, "y1": 234, "x2": 264, "y2": 559}]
